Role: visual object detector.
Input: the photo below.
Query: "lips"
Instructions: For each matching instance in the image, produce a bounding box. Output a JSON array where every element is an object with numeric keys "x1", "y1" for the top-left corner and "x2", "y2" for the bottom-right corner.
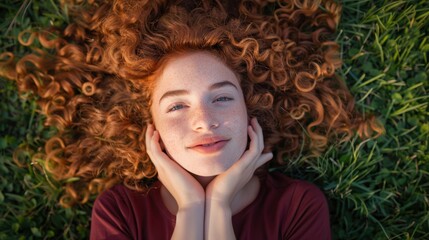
[
  {"x1": 199, "y1": 141, "x2": 223, "y2": 147},
  {"x1": 188, "y1": 136, "x2": 230, "y2": 154}
]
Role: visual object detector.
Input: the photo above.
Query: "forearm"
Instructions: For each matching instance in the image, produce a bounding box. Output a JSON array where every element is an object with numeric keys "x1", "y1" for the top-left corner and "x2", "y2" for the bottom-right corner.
[
  {"x1": 204, "y1": 200, "x2": 236, "y2": 240},
  {"x1": 172, "y1": 203, "x2": 205, "y2": 240}
]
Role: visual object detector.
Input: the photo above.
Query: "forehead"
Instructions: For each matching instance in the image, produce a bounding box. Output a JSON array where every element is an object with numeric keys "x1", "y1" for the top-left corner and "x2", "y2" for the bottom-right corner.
[{"x1": 152, "y1": 51, "x2": 240, "y2": 96}]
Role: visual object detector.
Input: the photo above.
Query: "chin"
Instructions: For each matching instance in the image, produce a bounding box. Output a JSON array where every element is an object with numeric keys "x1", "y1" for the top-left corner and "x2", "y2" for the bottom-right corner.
[
  {"x1": 182, "y1": 159, "x2": 232, "y2": 177},
  {"x1": 172, "y1": 149, "x2": 245, "y2": 177}
]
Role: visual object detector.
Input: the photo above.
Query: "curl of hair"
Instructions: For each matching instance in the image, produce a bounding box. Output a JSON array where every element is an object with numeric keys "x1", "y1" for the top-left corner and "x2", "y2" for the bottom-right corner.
[{"x1": 0, "y1": 0, "x2": 383, "y2": 206}]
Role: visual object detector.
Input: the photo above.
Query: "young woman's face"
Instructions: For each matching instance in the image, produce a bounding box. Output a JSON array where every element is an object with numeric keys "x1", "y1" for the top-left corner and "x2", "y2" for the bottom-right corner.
[{"x1": 150, "y1": 51, "x2": 248, "y2": 177}]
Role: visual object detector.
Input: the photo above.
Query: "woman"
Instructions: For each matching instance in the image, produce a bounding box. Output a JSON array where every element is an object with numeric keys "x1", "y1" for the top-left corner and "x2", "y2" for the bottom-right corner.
[
  {"x1": 0, "y1": 0, "x2": 382, "y2": 239},
  {"x1": 91, "y1": 49, "x2": 332, "y2": 239}
]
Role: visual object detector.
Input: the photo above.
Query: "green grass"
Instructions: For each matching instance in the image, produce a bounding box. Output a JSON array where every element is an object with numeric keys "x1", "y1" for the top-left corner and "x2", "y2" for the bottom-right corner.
[{"x1": 0, "y1": 0, "x2": 428, "y2": 239}]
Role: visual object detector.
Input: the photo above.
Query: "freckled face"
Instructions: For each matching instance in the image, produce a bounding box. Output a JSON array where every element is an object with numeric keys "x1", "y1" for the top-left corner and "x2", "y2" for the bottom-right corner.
[{"x1": 150, "y1": 51, "x2": 248, "y2": 177}]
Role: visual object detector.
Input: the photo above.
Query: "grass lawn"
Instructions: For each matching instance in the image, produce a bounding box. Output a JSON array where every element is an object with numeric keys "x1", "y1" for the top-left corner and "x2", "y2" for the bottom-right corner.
[{"x1": 0, "y1": 0, "x2": 428, "y2": 239}]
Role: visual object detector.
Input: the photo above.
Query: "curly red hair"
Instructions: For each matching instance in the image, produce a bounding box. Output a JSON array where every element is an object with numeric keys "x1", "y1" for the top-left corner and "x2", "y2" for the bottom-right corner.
[{"x1": 0, "y1": 0, "x2": 382, "y2": 206}]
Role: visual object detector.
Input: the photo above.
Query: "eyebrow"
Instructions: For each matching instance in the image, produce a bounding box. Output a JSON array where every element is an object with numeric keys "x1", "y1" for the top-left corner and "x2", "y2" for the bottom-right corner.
[{"x1": 158, "y1": 80, "x2": 238, "y2": 104}]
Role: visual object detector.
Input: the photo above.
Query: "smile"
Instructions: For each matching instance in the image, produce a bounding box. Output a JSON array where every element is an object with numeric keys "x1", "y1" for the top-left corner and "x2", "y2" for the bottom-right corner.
[{"x1": 189, "y1": 140, "x2": 229, "y2": 154}]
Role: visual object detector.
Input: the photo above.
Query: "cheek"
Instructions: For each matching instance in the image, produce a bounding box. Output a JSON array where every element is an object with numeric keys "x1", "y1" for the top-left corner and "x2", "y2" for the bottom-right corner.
[
  {"x1": 225, "y1": 106, "x2": 249, "y2": 144},
  {"x1": 155, "y1": 117, "x2": 186, "y2": 152},
  {"x1": 226, "y1": 116, "x2": 247, "y2": 133}
]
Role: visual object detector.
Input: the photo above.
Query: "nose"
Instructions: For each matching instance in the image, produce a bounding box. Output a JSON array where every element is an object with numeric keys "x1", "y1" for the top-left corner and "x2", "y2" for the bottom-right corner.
[{"x1": 191, "y1": 104, "x2": 219, "y2": 131}]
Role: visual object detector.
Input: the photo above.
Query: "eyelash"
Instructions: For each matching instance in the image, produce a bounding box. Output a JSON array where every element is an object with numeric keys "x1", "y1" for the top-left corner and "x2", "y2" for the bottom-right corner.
[
  {"x1": 167, "y1": 96, "x2": 234, "y2": 113},
  {"x1": 214, "y1": 96, "x2": 233, "y2": 102},
  {"x1": 168, "y1": 104, "x2": 185, "y2": 112}
]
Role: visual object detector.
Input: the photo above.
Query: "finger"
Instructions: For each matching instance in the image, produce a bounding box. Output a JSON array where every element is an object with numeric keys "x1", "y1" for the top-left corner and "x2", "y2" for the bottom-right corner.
[
  {"x1": 147, "y1": 127, "x2": 162, "y2": 158},
  {"x1": 145, "y1": 124, "x2": 154, "y2": 152},
  {"x1": 256, "y1": 152, "x2": 273, "y2": 168},
  {"x1": 228, "y1": 152, "x2": 273, "y2": 190},
  {"x1": 241, "y1": 152, "x2": 272, "y2": 181},
  {"x1": 152, "y1": 130, "x2": 163, "y2": 153},
  {"x1": 146, "y1": 125, "x2": 163, "y2": 156},
  {"x1": 145, "y1": 124, "x2": 153, "y2": 139},
  {"x1": 251, "y1": 118, "x2": 264, "y2": 152},
  {"x1": 149, "y1": 130, "x2": 164, "y2": 159},
  {"x1": 231, "y1": 126, "x2": 260, "y2": 170},
  {"x1": 237, "y1": 125, "x2": 257, "y2": 164},
  {"x1": 247, "y1": 124, "x2": 258, "y2": 152},
  {"x1": 145, "y1": 126, "x2": 169, "y2": 169},
  {"x1": 227, "y1": 119, "x2": 263, "y2": 170}
]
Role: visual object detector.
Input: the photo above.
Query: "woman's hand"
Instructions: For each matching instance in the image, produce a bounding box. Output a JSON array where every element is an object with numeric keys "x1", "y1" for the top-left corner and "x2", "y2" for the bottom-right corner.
[
  {"x1": 145, "y1": 124, "x2": 205, "y2": 209},
  {"x1": 206, "y1": 117, "x2": 273, "y2": 206},
  {"x1": 146, "y1": 124, "x2": 205, "y2": 240},
  {"x1": 204, "y1": 118, "x2": 273, "y2": 240}
]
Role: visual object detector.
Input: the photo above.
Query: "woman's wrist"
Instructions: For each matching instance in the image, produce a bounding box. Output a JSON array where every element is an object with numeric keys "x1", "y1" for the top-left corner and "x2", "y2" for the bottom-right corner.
[
  {"x1": 205, "y1": 198, "x2": 235, "y2": 239},
  {"x1": 173, "y1": 202, "x2": 205, "y2": 240},
  {"x1": 206, "y1": 196, "x2": 231, "y2": 210},
  {"x1": 177, "y1": 200, "x2": 205, "y2": 213}
]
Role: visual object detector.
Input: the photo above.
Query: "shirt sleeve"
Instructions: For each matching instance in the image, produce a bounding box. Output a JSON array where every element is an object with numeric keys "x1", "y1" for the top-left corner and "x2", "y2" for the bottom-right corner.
[
  {"x1": 283, "y1": 182, "x2": 331, "y2": 240},
  {"x1": 90, "y1": 187, "x2": 132, "y2": 240}
]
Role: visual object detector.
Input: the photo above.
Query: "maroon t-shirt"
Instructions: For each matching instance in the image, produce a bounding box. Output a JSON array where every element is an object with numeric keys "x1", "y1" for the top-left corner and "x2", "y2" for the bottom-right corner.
[{"x1": 90, "y1": 172, "x2": 331, "y2": 239}]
